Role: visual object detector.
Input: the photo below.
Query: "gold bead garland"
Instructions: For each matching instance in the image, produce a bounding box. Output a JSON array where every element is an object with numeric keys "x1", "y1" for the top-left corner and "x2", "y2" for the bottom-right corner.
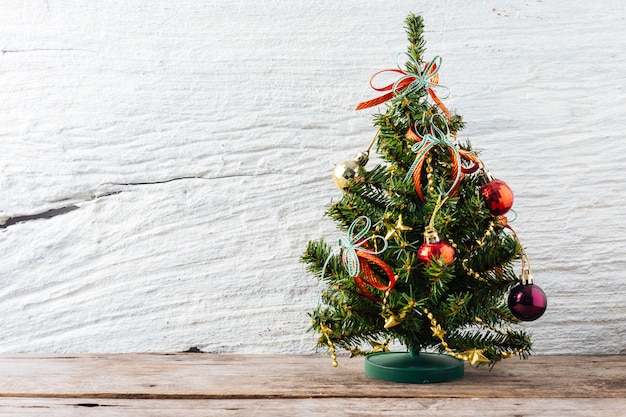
[
  {"x1": 475, "y1": 221, "x2": 495, "y2": 247},
  {"x1": 423, "y1": 308, "x2": 490, "y2": 365},
  {"x1": 474, "y1": 317, "x2": 529, "y2": 359},
  {"x1": 462, "y1": 259, "x2": 488, "y2": 282},
  {"x1": 320, "y1": 323, "x2": 338, "y2": 367},
  {"x1": 474, "y1": 316, "x2": 507, "y2": 335},
  {"x1": 422, "y1": 309, "x2": 529, "y2": 365},
  {"x1": 426, "y1": 155, "x2": 435, "y2": 194},
  {"x1": 318, "y1": 307, "x2": 528, "y2": 367}
]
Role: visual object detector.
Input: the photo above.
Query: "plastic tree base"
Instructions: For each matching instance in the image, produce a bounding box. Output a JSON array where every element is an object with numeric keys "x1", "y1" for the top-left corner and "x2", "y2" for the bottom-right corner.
[{"x1": 364, "y1": 351, "x2": 464, "y2": 383}]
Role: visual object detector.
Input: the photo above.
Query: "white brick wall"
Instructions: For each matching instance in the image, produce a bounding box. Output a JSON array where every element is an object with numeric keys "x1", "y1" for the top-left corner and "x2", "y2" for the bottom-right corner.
[{"x1": 1, "y1": 0, "x2": 624, "y2": 355}]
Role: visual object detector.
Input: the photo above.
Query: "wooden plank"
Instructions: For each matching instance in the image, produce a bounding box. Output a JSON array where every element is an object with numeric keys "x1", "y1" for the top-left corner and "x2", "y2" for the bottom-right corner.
[
  {"x1": 1, "y1": 397, "x2": 626, "y2": 417},
  {"x1": 0, "y1": 354, "x2": 624, "y2": 399}
]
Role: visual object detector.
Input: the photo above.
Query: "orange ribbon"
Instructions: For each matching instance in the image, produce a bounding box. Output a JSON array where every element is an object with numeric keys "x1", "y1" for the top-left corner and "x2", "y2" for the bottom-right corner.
[
  {"x1": 355, "y1": 55, "x2": 450, "y2": 118},
  {"x1": 352, "y1": 250, "x2": 396, "y2": 303}
]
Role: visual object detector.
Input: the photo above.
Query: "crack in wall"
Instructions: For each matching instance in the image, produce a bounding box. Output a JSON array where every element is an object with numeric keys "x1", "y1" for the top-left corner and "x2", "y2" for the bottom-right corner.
[
  {"x1": 0, "y1": 175, "x2": 205, "y2": 229},
  {"x1": 0, "y1": 206, "x2": 80, "y2": 229},
  {"x1": 1, "y1": 191, "x2": 121, "y2": 229},
  {"x1": 110, "y1": 175, "x2": 207, "y2": 187}
]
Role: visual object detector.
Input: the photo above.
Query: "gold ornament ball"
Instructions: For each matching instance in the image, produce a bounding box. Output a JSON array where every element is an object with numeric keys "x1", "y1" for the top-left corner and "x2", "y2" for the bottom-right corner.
[{"x1": 332, "y1": 151, "x2": 369, "y2": 189}]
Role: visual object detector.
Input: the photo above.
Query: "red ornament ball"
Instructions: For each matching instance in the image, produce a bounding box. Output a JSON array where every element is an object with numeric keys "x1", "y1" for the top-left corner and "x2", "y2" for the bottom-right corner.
[
  {"x1": 481, "y1": 179, "x2": 514, "y2": 215},
  {"x1": 507, "y1": 283, "x2": 547, "y2": 321},
  {"x1": 418, "y1": 241, "x2": 455, "y2": 264}
]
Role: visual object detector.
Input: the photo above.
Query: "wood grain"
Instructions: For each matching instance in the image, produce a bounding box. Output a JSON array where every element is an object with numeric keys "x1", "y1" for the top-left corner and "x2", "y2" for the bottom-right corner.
[
  {"x1": 1, "y1": 398, "x2": 626, "y2": 417},
  {"x1": 0, "y1": 354, "x2": 624, "y2": 416},
  {"x1": 0, "y1": 354, "x2": 624, "y2": 399}
]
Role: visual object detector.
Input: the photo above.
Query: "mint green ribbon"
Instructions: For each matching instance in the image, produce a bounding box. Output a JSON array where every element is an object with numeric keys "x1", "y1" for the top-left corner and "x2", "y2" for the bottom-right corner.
[
  {"x1": 319, "y1": 216, "x2": 388, "y2": 284},
  {"x1": 392, "y1": 54, "x2": 450, "y2": 100},
  {"x1": 337, "y1": 216, "x2": 388, "y2": 278},
  {"x1": 404, "y1": 117, "x2": 462, "y2": 197}
]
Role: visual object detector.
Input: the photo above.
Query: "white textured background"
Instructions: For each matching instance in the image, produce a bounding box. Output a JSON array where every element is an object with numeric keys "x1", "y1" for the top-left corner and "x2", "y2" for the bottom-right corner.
[{"x1": 1, "y1": 0, "x2": 625, "y2": 355}]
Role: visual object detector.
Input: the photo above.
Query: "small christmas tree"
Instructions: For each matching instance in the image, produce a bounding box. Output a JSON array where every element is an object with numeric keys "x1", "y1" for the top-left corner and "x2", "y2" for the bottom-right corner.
[{"x1": 302, "y1": 14, "x2": 546, "y2": 383}]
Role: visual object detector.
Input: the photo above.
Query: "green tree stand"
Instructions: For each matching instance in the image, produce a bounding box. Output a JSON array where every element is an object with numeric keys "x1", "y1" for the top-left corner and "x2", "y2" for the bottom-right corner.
[{"x1": 365, "y1": 351, "x2": 463, "y2": 383}]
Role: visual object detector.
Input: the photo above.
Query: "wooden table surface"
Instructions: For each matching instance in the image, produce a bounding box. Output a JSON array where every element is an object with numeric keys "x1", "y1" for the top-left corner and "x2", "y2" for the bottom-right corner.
[{"x1": 0, "y1": 354, "x2": 624, "y2": 416}]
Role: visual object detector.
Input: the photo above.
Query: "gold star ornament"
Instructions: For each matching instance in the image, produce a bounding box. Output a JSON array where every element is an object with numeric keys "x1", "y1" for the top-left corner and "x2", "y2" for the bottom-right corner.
[
  {"x1": 430, "y1": 323, "x2": 447, "y2": 339},
  {"x1": 385, "y1": 215, "x2": 413, "y2": 241},
  {"x1": 457, "y1": 349, "x2": 490, "y2": 366},
  {"x1": 369, "y1": 341, "x2": 391, "y2": 353},
  {"x1": 384, "y1": 311, "x2": 407, "y2": 329}
]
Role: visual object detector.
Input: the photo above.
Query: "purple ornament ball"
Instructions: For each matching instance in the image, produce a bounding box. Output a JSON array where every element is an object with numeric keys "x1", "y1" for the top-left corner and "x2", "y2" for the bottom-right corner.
[{"x1": 507, "y1": 283, "x2": 547, "y2": 321}]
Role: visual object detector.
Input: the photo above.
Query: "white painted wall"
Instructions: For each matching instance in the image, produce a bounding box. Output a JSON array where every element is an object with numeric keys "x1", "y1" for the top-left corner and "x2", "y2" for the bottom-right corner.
[{"x1": 1, "y1": 0, "x2": 625, "y2": 355}]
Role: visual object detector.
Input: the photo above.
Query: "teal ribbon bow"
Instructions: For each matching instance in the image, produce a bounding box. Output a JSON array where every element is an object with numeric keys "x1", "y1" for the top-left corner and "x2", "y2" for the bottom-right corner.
[
  {"x1": 337, "y1": 216, "x2": 388, "y2": 277},
  {"x1": 392, "y1": 54, "x2": 450, "y2": 100},
  {"x1": 404, "y1": 117, "x2": 462, "y2": 197}
]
